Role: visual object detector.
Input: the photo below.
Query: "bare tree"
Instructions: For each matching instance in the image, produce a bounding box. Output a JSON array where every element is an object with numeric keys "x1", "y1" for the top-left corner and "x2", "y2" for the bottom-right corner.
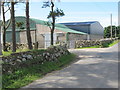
[
  {"x1": 1, "y1": 0, "x2": 24, "y2": 52},
  {"x1": 11, "y1": 0, "x2": 16, "y2": 52},
  {"x1": 26, "y1": 0, "x2": 33, "y2": 49},
  {"x1": 42, "y1": 0, "x2": 64, "y2": 45},
  {"x1": 0, "y1": 1, "x2": 2, "y2": 55},
  {"x1": 1, "y1": 2, "x2": 11, "y2": 51}
]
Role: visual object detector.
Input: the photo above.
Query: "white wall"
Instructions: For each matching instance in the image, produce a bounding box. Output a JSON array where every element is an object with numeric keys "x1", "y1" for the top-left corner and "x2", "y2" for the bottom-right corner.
[
  {"x1": 90, "y1": 21, "x2": 104, "y2": 35},
  {"x1": 65, "y1": 25, "x2": 89, "y2": 34}
]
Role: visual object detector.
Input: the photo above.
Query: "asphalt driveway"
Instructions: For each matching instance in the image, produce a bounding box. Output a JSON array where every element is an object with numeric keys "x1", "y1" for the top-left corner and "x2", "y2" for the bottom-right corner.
[{"x1": 22, "y1": 42, "x2": 119, "y2": 88}]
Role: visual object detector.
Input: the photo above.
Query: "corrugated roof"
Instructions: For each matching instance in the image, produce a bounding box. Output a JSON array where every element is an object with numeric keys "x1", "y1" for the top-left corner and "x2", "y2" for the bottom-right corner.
[
  {"x1": 6, "y1": 28, "x2": 36, "y2": 31},
  {"x1": 55, "y1": 23, "x2": 86, "y2": 34},
  {"x1": 56, "y1": 27, "x2": 86, "y2": 34},
  {"x1": 6, "y1": 16, "x2": 36, "y2": 31},
  {"x1": 6, "y1": 16, "x2": 86, "y2": 34},
  {"x1": 30, "y1": 18, "x2": 51, "y2": 26},
  {"x1": 60, "y1": 21, "x2": 97, "y2": 26},
  {"x1": 30, "y1": 18, "x2": 86, "y2": 34}
]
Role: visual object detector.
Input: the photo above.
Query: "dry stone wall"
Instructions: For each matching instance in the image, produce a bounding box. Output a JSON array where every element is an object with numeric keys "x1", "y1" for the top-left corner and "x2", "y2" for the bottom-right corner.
[
  {"x1": 2, "y1": 44, "x2": 69, "y2": 74},
  {"x1": 75, "y1": 38, "x2": 117, "y2": 48}
]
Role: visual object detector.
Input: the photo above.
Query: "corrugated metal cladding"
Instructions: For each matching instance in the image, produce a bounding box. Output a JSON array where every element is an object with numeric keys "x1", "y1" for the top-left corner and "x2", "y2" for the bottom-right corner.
[
  {"x1": 60, "y1": 21, "x2": 97, "y2": 26},
  {"x1": 60, "y1": 21, "x2": 103, "y2": 35}
]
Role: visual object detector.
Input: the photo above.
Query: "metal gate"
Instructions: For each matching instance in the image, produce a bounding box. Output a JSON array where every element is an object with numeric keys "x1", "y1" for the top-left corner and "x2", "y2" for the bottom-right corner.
[
  {"x1": 44, "y1": 33, "x2": 57, "y2": 48},
  {"x1": 68, "y1": 40, "x2": 75, "y2": 49}
]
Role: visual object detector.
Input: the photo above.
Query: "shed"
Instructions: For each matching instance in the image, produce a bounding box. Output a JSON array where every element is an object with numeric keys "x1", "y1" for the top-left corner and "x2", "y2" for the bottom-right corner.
[{"x1": 60, "y1": 21, "x2": 104, "y2": 40}]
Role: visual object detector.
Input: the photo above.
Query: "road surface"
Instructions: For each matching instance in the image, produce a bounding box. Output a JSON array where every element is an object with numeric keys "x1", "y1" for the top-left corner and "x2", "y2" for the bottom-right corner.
[{"x1": 22, "y1": 43, "x2": 119, "y2": 88}]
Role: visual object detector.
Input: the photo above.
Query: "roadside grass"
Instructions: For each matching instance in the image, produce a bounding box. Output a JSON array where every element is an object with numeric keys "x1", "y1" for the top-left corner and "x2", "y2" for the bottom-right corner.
[
  {"x1": 2, "y1": 53, "x2": 76, "y2": 89},
  {"x1": 108, "y1": 40, "x2": 119, "y2": 47},
  {"x1": 78, "y1": 45, "x2": 100, "y2": 49},
  {"x1": 2, "y1": 51, "x2": 12, "y2": 56},
  {"x1": 77, "y1": 40, "x2": 120, "y2": 49},
  {"x1": 1, "y1": 48, "x2": 46, "y2": 57}
]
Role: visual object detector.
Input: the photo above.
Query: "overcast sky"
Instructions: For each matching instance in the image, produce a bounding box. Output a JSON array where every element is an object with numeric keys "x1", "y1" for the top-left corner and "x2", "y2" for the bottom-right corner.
[{"x1": 3, "y1": 0, "x2": 119, "y2": 27}]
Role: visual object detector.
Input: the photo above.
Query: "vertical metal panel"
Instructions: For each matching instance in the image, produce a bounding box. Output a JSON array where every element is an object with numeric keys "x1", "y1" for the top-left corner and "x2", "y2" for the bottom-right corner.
[
  {"x1": 90, "y1": 22, "x2": 104, "y2": 35},
  {"x1": 44, "y1": 33, "x2": 57, "y2": 48},
  {"x1": 6, "y1": 31, "x2": 20, "y2": 43},
  {"x1": 65, "y1": 25, "x2": 90, "y2": 34}
]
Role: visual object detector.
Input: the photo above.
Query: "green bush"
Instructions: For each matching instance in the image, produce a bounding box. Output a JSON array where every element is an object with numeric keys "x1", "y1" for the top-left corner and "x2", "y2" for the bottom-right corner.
[{"x1": 101, "y1": 43, "x2": 109, "y2": 48}]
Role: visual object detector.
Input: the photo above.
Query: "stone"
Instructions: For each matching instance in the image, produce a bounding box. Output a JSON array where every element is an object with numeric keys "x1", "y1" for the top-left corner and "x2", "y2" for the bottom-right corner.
[
  {"x1": 22, "y1": 55, "x2": 27, "y2": 58},
  {"x1": 27, "y1": 55, "x2": 33, "y2": 59},
  {"x1": 17, "y1": 56, "x2": 21, "y2": 59},
  {"x1": 4, "y1": 59, "x2": 8, "y2": 63},
  {"x1": 42, "y1": 53, "x2": 46, "y2": 57},
  {"x1": 22, "y1": 58, "x2": 26, "y2": 62},
  {"x1": 9, "y1": 62, "x2": 15, "y2": 65},
  {"x1": 16, "y1": 59, "x2": 22, "y2": 62}
]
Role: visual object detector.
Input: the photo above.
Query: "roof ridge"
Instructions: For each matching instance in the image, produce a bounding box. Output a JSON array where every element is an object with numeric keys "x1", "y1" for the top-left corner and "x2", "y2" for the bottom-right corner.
[{"x1": 60, "y1": 21, "x2": 98, "y2": 24}]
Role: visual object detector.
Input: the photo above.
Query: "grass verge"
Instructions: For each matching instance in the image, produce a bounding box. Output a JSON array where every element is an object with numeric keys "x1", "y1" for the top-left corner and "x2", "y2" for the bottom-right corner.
[
  {"x1": 108, "y1": 40, "x2": 119, "y2": 47},
  {"x1": 77, "y1": 45, "x2": 100, "y2": 49},
  {"x1": 2, "y1": 49, "x2": 30, "y2": 57},
  {"x1": 2, "y1": 53, "x2": 76, "y2": 89}
]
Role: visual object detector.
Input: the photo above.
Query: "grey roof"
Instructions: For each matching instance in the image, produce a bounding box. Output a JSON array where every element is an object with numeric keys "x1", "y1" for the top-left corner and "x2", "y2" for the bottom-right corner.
[{"x1": 60, "y1": 21, "x2": 98, "y2": 26}]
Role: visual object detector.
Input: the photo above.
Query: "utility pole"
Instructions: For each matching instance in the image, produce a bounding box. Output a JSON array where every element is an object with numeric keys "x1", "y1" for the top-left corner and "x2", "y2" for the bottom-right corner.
[
  {"x1": 115, "y1": 26, "x2": 117, "y2": 38},
  {"x1": 114, "y1": 23, "x2": 117, "y2": 38},
  {"x1": 110, "y1": 14, "x2": 112, "y2": 39}
]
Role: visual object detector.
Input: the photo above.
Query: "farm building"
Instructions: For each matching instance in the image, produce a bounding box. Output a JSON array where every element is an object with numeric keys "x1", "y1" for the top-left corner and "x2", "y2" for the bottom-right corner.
[
  {"x1": 3, "y1": 16, "x2": 87, "y2": 48},
  {"x1": 60, "y1": 21, "x2": 104, "y2": 40}
]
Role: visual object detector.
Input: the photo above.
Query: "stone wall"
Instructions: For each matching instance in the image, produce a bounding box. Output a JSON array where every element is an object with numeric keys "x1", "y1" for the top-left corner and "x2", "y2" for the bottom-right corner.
[
  {"x1": 89, "y1": 34, "x2": 103, "y2": 40},
  {"x1": 75, "y1": 38, "x2": 117, "y2": 48},
  {"x1": 2, "y1": 44, "x2": 69, "y2": 74},
  {"x1": 4, "y1": 43, "x2": 29, "y2": 51},
  {"x1": 68, "y1": 33, "x2": 87, "y2": 40}
]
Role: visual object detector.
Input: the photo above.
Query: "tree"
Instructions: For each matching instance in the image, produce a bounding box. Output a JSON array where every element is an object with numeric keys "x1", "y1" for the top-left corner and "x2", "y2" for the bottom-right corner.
[
  {"x1": 11, "y1": 0, "x2": 16, "y2": 52},
  {"x1": 2, "y1": 2, "x2": 7, "y2": 51},
  {"x1": 16, "y1": 22, "x2": 24, "y2": 29},
  {"x1": 116, "y1": 26, "x2": 120, "y2": 39},
  {"x1": 1, "y1": 2, "x2": 11, "y2": 51},
  {"x1": 1, "y1": 0, "x2": 24, "y2": 52},
  {"x1": 104, "y1": 25, "x2": 120, "y2": 39},
  {"x1": 42, "y1": 0, "x2": 64, "y2": 45},
  {"x1": 26, "y1": 0, "x2": 33, "y2": 49}
]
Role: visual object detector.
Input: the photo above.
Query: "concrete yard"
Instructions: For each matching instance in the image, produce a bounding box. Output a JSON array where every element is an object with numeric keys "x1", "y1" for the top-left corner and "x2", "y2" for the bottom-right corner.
[{"x1": 22, "y1": 42, "x2": 119, "y2": 88}]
